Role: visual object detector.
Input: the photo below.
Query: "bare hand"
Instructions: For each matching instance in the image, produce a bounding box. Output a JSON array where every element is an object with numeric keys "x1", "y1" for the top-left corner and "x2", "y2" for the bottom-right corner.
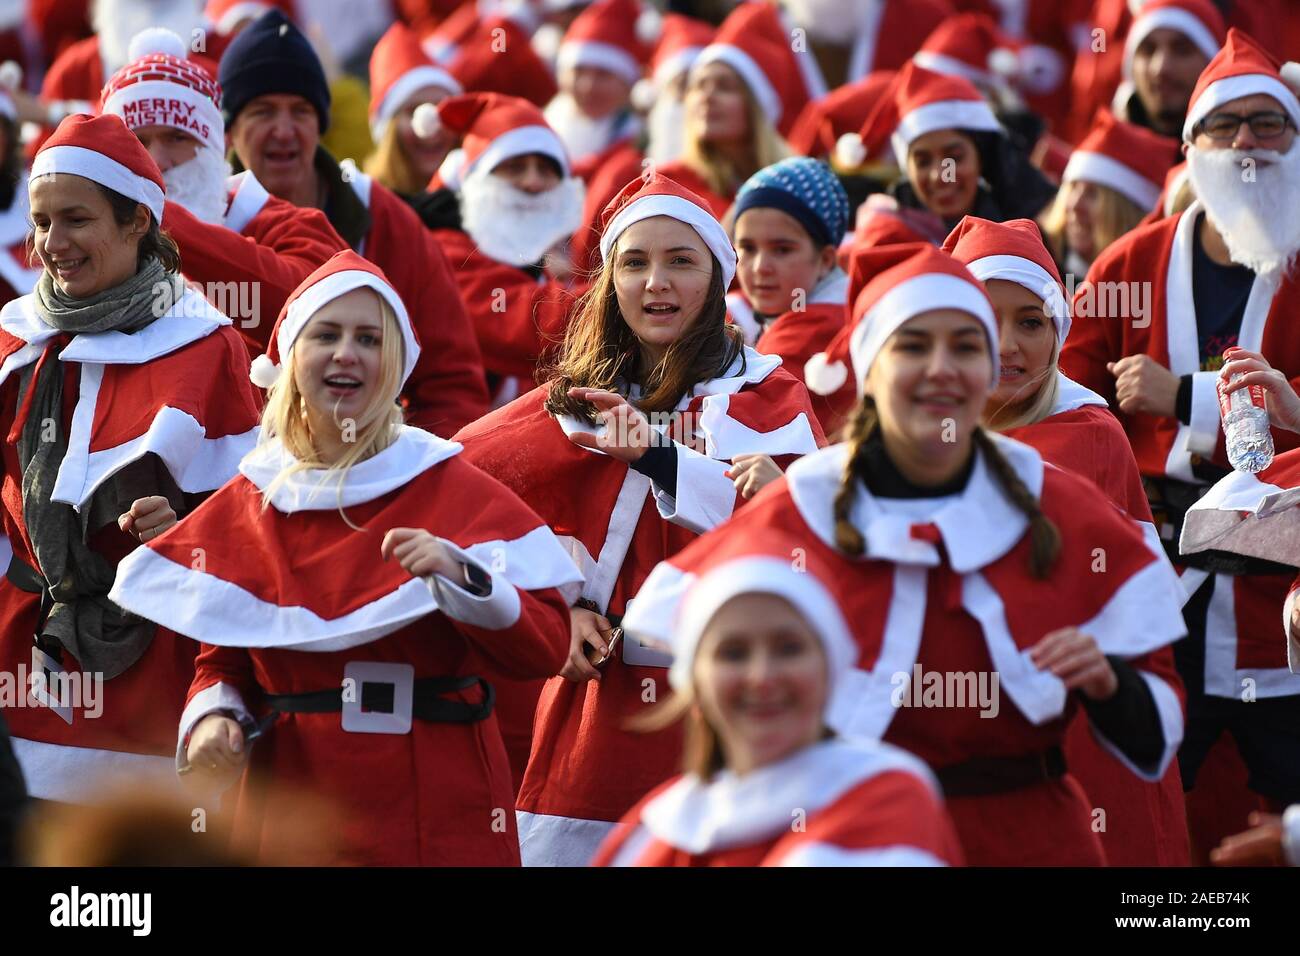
[
  {"x1": 118, "y1": 496, "x2": 176, "y2": 543},
  {"x1": 1210, "y1": 812, "x2": 1285, "y2": 866},
  {"x1": 185, "y1": 714, "x2": 247, "y2": 791},
  {"x1": 726, "y1": 453, "x2": 782, "y2": 500},
  {"x1": 560, "y1": 607, "x2": 612, "y2": 683},
  {"x1": 564, "y1": 388, "x2": 655, "y2": 463},
  {"x1": 1029, "y1": 626, "x2": 1118, "y2": 700},
  {"x1": 1218, "y1": 348, "x2": 1300, "y2": 434},
  {"x1": 380, "y1": 528, "x2": 462, "y2": 580},
  {"x1": 1108, "y1": 355, "x2": 1179, "y2": 418}
]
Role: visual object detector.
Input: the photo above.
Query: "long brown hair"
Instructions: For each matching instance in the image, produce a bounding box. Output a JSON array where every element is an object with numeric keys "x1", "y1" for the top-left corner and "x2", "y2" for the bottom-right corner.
[
  {"x1": 544, "y1": 252, "x2": 744, "y2": 422},
  {"x1": 832, "y1": 397, "x2": 1061, "y2": 578}
]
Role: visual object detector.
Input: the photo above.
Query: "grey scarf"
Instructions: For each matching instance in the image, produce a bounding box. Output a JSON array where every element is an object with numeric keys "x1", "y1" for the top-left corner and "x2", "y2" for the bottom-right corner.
[{"x1": 19, "y1": 259, "x2": 185, "y2": 679}]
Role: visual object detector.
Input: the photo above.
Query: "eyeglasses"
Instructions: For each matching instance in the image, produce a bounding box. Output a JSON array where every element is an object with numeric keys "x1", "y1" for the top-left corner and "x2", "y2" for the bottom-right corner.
[{"x1": 1197, "y1": 110, "x2": 1294, "y2": 141}]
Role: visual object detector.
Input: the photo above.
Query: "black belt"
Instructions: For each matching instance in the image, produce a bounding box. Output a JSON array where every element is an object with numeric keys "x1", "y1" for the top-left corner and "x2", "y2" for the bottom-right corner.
[
  {"x1": 935, "y1": 746, "x2": 1067, "y2": 798},
  {"x1": 264, "y1": 675, "x2": 495, "y2": 724}
]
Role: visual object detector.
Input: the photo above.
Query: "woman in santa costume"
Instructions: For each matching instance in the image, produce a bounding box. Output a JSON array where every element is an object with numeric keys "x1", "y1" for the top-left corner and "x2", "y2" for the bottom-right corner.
[
  {"x1": 651, "y1": 2, "x2": 804, "y2": 220},
  {"x1": 837, "y1": 62, "x2": 1055, "y2": 250},
  {"x1": 592, "y1": 545, "x2": 962, "y2": 867},
  {"x1": 110, "y1": 250, "x2": 583, "y2": 865},
  {"x1": 730, "y1": 157, "x2": 854, "y2": 439},
  {"x1": 0, "y1": 113, "x2": 262, "y2": 803},
  {"x1": 455, "y1": 172, "x2": 825, "y2": 865},
  {"x1": 363, "y1": 20, "x2": 463, "y2": 197},
  {"x1": 625, "y1": 242, "x2": 1189, "y2": 866},
  {"x1": 940, "y1": 214, "x2": 1190, "y2": 866}
]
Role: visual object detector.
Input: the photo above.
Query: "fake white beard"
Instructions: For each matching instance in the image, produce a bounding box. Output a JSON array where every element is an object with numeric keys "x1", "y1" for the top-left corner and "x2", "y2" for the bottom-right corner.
[
  {"x1": 779, "y1": 0, "x2": 875, "y2": 44},
  {"x1": 162, "y1": 146, "x2": 233, "y2": 226},
  {"x1": 460, "y1": 172, "x2": 586, "y2": 268},
  {"x1": 543, "y1": 93, "x2": 620, "y2": 162},
  {"x1": 1186, "y1": 143, "x2": 1300, "y2": 276},
  {"x1": 646, "y1": 95, "x2": 687, "y2": 166},
  {"x1": 95, "y1": 0, "x2": 203, "y2": 73}
]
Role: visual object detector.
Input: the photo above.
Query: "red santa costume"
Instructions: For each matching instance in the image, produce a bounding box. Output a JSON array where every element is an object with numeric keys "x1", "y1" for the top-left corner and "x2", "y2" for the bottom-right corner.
[
  {"x1": 455, "y1": 174, "x2": 826, "y2": 865},
  {"x1": 543, "y1": 0, "x2": 649, "y2": 183},
  {"x1": 943, "y1": 214, "x2": 1189, "y2": 866},
  {"x1": 0, "y1": 114, "x2": 262, "y2": 801},
  {"x1": 426, "y1": 93, "x2": 585, "y2": 405},
  {"x1": 593, "y1": 552, "x2": 962, "y2": 867},
  {"x1": 626, "y1": 243, "x2": 1188, "y2": 866},
  {"x1": 98, "y1": 32, "x2": 348, "y2": 356},
  {"x1": 109, "y1": 251, "x2": 583, "y2": 865}
]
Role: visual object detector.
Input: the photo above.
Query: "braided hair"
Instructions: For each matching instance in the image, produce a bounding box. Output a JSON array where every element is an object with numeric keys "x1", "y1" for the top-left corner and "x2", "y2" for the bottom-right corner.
[{"x1": 831, "y1": 399, "x2": 1061, "y2": 578}]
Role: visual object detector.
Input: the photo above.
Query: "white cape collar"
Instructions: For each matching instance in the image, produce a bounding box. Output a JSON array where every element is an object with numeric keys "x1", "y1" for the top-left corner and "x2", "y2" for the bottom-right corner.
[
  {"x1": 1049, "y1": 372, "x2": 1108, "y2": 417},
  {"x1": 240, "y1": 424, "x2": 463, "y2": 513}
]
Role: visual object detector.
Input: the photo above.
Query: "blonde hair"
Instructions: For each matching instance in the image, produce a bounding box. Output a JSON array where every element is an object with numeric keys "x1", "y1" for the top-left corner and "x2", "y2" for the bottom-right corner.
[
  {"x1": 363, "y1": 120, "x2": 428, "y2": 196},
  {"x1": 1041, "y1": 179, "x2": 1146, "y2": 268},
  {"x1": 833, "y1": 397, "x2": 1061, "y2": 578},
  {"x1": 681, "y1": 79, "x2": 790, "y2": 198},
  {"x1": 984, "y1": 337, "x2": 1061, "y2": 431},
  {"x1": 258, "y1": 291, "x2": 406, "y2": 515}
]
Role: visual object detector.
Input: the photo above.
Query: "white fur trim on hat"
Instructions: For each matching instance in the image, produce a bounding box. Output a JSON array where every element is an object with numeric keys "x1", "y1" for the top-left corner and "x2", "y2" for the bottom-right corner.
[
  {"x1": 461, "y1": 124, "x2": 571, "y2": 186},
  {"x1": 849, "y1": 273, "x2": 998, "y2": 391},
  {"x1": 599, "y1": 192, "x2": 737, "y2": 287},
  {"x1": 32, "y1": 144, "x2": 165, "y2": 224},
  {"x1": 281, "y1": 270, "x2": 421, "y2": 388},
  {"x1": 557, "y1": 40, "x2": 642, "y2": 86},
  {"x1": 966, "y1": 254, "x2": 1071, "y2": 345},
  {"x1": 667, "y1": 556, "x2": 859, "y2": 725},
  {"x1": 693, "y1": 44, "x2": 782, "y2": 124},
  {"x1": 890, "y1": 98, "x2": 1002, "y2": 162},
  {"x1": 1063, "y1": 148, "x2": 1161, "y2": 212},
  {"x1": 101, "y1": 78, "x2": 225, "y2": 154},
  {"x1": 1183, "y1": 73, "x2": 1300, "y2": 141},
  {"x1": 371, "y1": 66, "x2": 463, "y2": 141},
  {"x1": 1124, "y1": 7, "x2": 1221, "y2": 80}
]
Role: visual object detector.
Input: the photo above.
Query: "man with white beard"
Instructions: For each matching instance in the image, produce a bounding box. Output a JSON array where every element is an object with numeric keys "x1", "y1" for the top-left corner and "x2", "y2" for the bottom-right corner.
[
  {"x1": 1061, "y1": 29, "x2": 1300, "y2": 847},
  {"x1": 39, "y1": 0, "x2": 225, "y2": 144},
  {"x1": 420, "y1": 92, "x2": 585, "y2": 407},
  {"x1": 99, "y1": 29, "x2": 346, "y2": 355}
]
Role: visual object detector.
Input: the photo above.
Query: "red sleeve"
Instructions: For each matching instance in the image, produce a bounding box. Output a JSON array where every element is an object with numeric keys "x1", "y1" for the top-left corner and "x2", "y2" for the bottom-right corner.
[
  {"x1": 454, "y1": 584, "x2": 571, "y2": 681},
  {"x1": 1059, "y1": 256, "x2": 1125, "y2": 405},
  {"x1": 165, "y1": 199, "x2": 347, "y2": 353},
  {"x1": 398, "y1": 231, "x2": 491, "y2": 437}
]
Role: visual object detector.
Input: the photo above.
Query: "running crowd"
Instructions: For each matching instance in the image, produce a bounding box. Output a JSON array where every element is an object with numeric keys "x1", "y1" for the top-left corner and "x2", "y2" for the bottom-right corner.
[{"x1": 0, "y1": 0, "x2": 1298, "y2": 869}]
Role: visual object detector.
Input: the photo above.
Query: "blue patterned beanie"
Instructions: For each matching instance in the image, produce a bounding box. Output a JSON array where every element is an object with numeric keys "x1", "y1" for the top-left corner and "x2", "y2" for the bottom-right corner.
[{"x1": 733, "y1": 157, "x2": 850, "y2": 248}]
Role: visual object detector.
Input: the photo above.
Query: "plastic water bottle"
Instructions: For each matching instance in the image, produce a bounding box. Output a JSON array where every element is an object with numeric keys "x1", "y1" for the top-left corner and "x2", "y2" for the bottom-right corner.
[{"x1": 1218, "y1": 371, "x2": 1274, "y2": 473}]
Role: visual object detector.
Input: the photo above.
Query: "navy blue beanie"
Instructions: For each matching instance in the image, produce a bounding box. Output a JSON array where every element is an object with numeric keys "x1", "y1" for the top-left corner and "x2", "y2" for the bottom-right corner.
[
  {"x1": 733, "y1": 157, "x2": 850, "y2": 248},
  {"x1": 219, "y1": 9, "x2": 331, "y2": 133}
]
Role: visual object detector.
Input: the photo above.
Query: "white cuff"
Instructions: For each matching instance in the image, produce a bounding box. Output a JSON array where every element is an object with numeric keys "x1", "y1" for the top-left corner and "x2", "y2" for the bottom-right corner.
[
  {"x1": 426, "y1": 538, "x2": 523, "y2": 631},
  {"x1": 1186, "y1": 371, "x2": 1223, "y2": 456},
  {"x1": 652, "y1": 443, "x2": 736, "y2": 534},
  {"x1": 176, "y1": 681, "x2": 251, "y2": 772},
  {"x1": 1088, "y1": 670, "x2": 1184, "y2": 782},
  {"x1": 1283, "y1": 804, "x2": 1300, "y2": 866}
]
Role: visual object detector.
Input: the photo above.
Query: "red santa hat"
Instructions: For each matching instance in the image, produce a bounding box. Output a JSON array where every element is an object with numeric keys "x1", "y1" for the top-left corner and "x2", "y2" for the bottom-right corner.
[
  {"x1": 204, "y1": 0, "x2": 296, "y2": 36},
  {"x1": 369, "y1": 21, "x2": 462, "y2": 142},
  {"x1": 1124, "y1": 0, "x2": 1224, "y2": 81},
  {"x1": 913, "y1": 12, "x2": 1064, "y2": 99},
  {"x1": 248, "y1": 250, "x2": 421, "y2": 391},
  {"x1": 99, "y1": 29, "x2": 225, "y2": 155},
  {"x1": 1063, "y1": 108, "x2": 1177, "y2": 212},
  {"x1": 842, "y1": 61, "x2": 1001, "y2": 167},
  {"x1": 667, "y1": 550, "x2": 859, "y2": 719},
  {"x1": 941, "y1": 216, "x2": 1070, "y2": 345},
  {"x1": 804, "y1": 243, "x2": 996, "y2": 395},
  {"x1": 690, "y1": 1, "x2": 815, "y2": 136},
  {"x1": 1183, "y1": 28, "x2": 1300, "y2": 141},
  {"x1": 598, "y1": 172, "x2": 737, "y2": 287},
  {"x1": 33, "y1": 113, "x2": 166, "y2": 224},
  {"x1": 786, "y1": 71, "x2": 895, "y2": 164},
  {"x1": 556, "y1": 0, "x2": 653, "y2": 88},
  {"x1": 424, "y1": 7, "x2": 558, "y2": 109},
  {"x1": 631, "y1": 13, "x2": 713, "y2": 111},
  {"x1": 426, "y1": 92, "x2": 570, "y2": 192}
]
